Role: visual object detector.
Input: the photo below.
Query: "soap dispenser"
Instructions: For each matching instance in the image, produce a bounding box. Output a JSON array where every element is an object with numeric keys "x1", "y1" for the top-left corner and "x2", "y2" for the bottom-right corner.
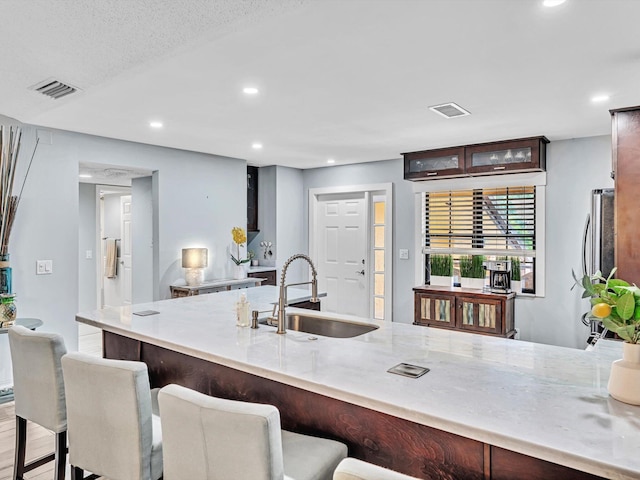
[{"x1": 236, "y1": 292, "x2": 250, "y2": 327}]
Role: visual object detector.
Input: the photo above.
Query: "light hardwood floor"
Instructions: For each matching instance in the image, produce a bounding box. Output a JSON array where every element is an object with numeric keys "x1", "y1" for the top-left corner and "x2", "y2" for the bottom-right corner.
[{"x1": 0, "y1": 324, "x2": 103, "y2": 480}]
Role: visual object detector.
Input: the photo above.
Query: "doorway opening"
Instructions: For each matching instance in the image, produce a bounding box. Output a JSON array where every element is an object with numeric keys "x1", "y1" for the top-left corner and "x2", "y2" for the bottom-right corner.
[
  {"x1": 309, "y1": 183, "x2": 393, "y2": 321},
  {"x1": 78, "y1": 163, "x2": 154, "y2": 355}
]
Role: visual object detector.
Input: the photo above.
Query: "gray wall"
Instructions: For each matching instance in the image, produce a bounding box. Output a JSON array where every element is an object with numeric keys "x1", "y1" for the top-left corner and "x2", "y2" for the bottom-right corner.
[
  {"x1": 276, "y1": 166, "x2": 306, "y2": 284},
  {"x1": 8, "y1": 124, "x2": 246, "y2": 349},
  {"x1": 516, "y1": 135, "x2": 613, "y2": 348},
  {"x1": 78, "y1": 183, "x2": 97, "y2": 312},
  {"x1": 302, "y1": 135, "x2": 613, "y2": 349},
  {"x1": 132, "y1": 176, "x2": 154, "y2": 303}
]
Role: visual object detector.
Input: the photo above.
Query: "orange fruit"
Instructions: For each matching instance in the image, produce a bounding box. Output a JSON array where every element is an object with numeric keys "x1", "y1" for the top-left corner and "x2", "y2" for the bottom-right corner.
[{"x1": 591, "y1": 303, "x2": 612, "y2": 319}]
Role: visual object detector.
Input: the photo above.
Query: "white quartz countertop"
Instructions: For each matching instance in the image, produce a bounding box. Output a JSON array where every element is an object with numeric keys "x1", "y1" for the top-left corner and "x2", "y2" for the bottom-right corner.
[{"x1": 76, "y1": 286, "x2": 640, "y2": 480}]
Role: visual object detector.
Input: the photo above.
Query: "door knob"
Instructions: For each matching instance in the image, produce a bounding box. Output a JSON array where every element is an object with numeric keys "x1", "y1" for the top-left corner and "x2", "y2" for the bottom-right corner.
[{"x1": 356, "y1": 270, "x2": 365, "y2": 276}]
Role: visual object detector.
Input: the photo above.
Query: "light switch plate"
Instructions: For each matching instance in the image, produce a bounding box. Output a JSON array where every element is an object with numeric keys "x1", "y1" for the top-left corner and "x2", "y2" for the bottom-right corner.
[
  {"x1": 399, "y1": 249, "x2": 409, "y2": 260},
  {"x1": 36, "y1": 260, "x2": 53, "y2": 275}
]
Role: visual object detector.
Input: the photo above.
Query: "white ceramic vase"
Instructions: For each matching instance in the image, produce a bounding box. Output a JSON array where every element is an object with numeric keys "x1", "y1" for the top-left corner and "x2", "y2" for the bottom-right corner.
[
  {"x1": 461, "y1": 277, "x2": 485, "y2": 290},
  {"x1": 510, "y1": 280, "x2": 522, "y2": 294},
  {"x1": 608, "y1": 342, "x2": 640, "y2": 406},
  {"x1": 430, "y1": 275, "x2": 452, "y2": 287},
  {"x1": 233, "y1": 264, "x2": 247, "y2": 280}
]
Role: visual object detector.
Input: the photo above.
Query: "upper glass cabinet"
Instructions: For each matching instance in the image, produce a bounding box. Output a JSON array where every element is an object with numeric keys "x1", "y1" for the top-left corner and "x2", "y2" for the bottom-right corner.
[
  {"x1": 403, "y1": 136, "x2": 548, "y2": 181},
  {"x1": 465, "y1": 137, "x2": 548, "y2": 175},
  {"x1": 403, "y1": 146, "x2": 465, "y2": 180}
]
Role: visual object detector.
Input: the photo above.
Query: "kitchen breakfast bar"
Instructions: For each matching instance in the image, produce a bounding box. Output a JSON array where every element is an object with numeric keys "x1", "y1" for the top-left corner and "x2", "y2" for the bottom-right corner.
[{"x1": 76, "y1": 286, "x2": 640, "y2": 480}]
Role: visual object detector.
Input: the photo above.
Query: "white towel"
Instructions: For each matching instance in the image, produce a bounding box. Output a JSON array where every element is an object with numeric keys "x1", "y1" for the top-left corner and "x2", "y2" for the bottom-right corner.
[{"x1": 105, "y1": 238, "x2": 118, "y2": 278}]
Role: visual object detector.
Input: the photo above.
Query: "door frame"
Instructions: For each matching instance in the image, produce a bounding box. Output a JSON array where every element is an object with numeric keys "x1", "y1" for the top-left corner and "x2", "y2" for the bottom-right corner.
[
  {"x1": 309, "y1": 183, "x2": 393, "y2": 321},
  {"x1": 95, "y1": 185, "x2": 131, "y2": 308}
]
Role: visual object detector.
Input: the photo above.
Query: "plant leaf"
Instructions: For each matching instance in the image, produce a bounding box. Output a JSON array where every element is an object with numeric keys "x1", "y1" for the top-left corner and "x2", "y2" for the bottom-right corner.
[
  {"x1": 615, "y1": 292, "x2": 636, "y2": 320},
  {"x1": 601, "y1": 317, "x2": 632, "y2": 341},
  {"x1": 608, "y1": 279, "x2": 630, "y2": 288}
]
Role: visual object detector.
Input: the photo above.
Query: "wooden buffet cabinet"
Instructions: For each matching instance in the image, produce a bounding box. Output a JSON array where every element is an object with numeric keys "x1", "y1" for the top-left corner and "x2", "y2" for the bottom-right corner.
[
  {"x1": 414, "y1": 285, "x2": 515, "y2": 338},
  {"x1": 611, "y1": 106, "x2": 640, "y2": 284}
]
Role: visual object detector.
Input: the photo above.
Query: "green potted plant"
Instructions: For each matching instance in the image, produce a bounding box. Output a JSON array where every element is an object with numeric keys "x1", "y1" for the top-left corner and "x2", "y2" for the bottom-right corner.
[
  {"x1": 509, "y1": 257, "x2": 521, "y2": 293},
  {"x1": 429, "y1": 254, "x2": 453, "y2": 287},
  {"x1": 573, "y1": 268, "x2": 640, "y2": 405},
  {"x1": 460, "y1": 255, "x2": 485, "y2": 290}
]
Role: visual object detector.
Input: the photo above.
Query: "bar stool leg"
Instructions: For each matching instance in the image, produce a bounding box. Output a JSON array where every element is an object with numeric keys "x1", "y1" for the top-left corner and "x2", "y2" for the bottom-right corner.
[
  {"x1": 70, "y1": 466, "x2": 84, "y2": 480},
  {"x1": 13, "y1": 416, "x2": 27, "y2": 480},
  {"x1": 54, "y1": 430, "x2": 67, "y2": 480}
]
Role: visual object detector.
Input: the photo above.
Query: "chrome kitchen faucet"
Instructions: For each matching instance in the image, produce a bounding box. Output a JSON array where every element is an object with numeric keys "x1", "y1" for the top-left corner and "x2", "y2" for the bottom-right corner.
[{"x1": 272, "y1": 254, "x2": 319, "y2": 334}]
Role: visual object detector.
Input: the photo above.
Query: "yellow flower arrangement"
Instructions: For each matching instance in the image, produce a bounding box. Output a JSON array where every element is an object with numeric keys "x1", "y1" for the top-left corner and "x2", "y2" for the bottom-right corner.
[{"x1": 230, "y1": 227, "x2": 251, "y2": 265}]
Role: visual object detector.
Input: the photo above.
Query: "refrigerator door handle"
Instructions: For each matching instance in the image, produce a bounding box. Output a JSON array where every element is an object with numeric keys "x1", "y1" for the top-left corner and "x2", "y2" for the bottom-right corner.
[{"x1": 582, "y1": 213, "x2": 590, "y2": 277}]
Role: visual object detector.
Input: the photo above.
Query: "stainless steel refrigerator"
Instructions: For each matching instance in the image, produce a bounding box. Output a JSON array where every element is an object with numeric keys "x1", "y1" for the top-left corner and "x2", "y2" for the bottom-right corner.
[
  {"x1": 582, "y1": 188, "x2": 615, "y2": 346},
  {"x1": 582, "y1": 188, "x2": 615, "y2": 279}
]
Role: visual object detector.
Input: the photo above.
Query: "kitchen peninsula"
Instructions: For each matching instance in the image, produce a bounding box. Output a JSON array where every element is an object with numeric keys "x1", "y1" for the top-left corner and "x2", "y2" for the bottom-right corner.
[{"x1": 76, "y1": 286, "x2": 639, "y2": 480}]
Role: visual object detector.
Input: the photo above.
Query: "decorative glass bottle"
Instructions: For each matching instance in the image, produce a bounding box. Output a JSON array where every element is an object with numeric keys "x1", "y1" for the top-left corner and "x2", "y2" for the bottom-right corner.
[
  {"x1": 0, "y1": 293, "x2": 16, "y2": 328},
  {"x1": 0, "y1": 253, "x2": 11, "y2": 295}
]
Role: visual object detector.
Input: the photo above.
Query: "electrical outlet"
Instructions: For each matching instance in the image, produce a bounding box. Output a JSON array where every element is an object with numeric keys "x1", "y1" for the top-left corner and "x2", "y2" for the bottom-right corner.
[
  {"x1": 399, "y1": 249, "x2": 409, "y2": 260},
  {"x1": 86, "y1": 250, "x2": 93, "y2": 259},
  {"x1": 36, "y1": 260, "x2": 53, "y2": 275}
]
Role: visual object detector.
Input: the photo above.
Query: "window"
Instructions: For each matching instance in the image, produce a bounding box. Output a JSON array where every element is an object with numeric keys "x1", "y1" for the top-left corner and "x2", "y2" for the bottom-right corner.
[
  {"x1": 424, "y1": 186, "x2": 537, "y2": 293},
  {"x1": 372, "y1": 199, "x2": 386, "y2": 320}
]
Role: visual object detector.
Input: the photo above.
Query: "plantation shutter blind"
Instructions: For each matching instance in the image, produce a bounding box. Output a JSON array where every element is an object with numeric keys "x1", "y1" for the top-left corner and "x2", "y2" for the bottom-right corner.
[{"x1": 424, "y1": 186, "x2": 536, "y2": 257}]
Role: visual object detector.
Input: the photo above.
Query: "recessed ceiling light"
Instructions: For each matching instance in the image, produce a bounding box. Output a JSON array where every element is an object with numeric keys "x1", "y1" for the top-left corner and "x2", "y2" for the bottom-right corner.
[
  {"x1": 591, "y1": 94, "x2": 610, "y2": 103},
  {"x1": 252, "y1": 143, "x2": 263, "y2": 150},
  {"x1": 149, "y1": 121, "x2": 163, "y2": 128},
  {"x1": 243, "y1": 87, "x2": 259, "y2": 95},
  {"x1": 79, "y1": 173, "x2": 92, "y2": 178},
  {"x1": 543, "y1": 0, "x2": 566, "y2": 7},
  {"x1": 327, "y1": 159, "x2": 335, "y2": 164}
]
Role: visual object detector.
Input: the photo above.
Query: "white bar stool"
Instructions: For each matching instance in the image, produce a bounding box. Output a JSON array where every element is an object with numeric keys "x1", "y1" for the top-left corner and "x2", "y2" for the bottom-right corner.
[
  {"x1": 333, "y1": 458, "x2": 422, "y2": 480},
  {"x1": 158, "y1": 383, "x2": 348, "y2": 480},
  {"x1": 8, "y1": 325, "x2": 68, "y2": 480},
  {"x1": 61, "y1": 352, "x2": 163, "y2": 480}
]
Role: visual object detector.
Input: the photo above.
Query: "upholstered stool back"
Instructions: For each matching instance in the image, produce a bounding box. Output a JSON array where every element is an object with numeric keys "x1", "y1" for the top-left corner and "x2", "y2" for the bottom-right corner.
[
  {"x1": 62, "y1": 352, "x2": 162, "y2": 480},
  {"x1": 333, "y1": 458, "x2": 421, "y2": 480},
  {"x1": 159, "y1": 383, "x2": 347, "y2": 480},
  {"x1": 9, "y1": 325, "x2": 67, "y2": 432}
]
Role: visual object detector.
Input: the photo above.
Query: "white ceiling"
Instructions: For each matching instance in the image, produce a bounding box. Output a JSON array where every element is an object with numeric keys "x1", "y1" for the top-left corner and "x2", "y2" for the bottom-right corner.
[{"x1": 1, "y1": 0, "x2": 639, "y2": 169}]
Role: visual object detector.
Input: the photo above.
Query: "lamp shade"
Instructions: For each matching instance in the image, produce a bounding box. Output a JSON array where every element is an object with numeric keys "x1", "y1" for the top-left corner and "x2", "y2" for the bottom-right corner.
[{"x1": 182, "y1": 248, "x2": 208, "y2": 268}]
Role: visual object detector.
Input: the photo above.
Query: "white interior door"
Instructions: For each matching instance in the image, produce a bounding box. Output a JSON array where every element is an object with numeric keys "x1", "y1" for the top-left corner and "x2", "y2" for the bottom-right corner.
[
  {"x1": 316, "y1": 192, "x2": 369, "y2": 317},
  {"x1": 121, "y1": 195, "x2": 132, "y2": 305}
]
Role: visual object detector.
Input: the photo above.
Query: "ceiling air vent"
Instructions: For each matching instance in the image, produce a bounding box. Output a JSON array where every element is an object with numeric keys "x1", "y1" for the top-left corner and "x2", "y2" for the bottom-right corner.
[
  {"x1": 429, "y1": 102, "x2": 471, "y2": 119},
  {"x1": 30, "y1": 78, "x2": 79, "y2": 100}
]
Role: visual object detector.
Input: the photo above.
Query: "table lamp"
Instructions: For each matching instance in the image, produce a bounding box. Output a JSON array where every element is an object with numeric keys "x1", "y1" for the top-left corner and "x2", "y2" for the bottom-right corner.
[{"x1": 182, "y1": 248, "x2": 208, "y2": 286}]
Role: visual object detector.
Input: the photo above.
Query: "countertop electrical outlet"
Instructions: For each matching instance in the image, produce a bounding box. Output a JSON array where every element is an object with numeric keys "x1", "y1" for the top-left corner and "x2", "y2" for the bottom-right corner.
[{"x1": 399, "y1": 249, "x2": 409, "y2": 259}]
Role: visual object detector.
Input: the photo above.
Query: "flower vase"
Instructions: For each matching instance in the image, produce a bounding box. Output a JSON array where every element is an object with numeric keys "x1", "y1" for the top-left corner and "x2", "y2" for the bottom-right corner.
[
  {"x1": 0, "y1": 253, "x2": 11, "y2": 295},
  {"x1": 608, "y1": 342, "x2": 640, "y2": 406},
  {"x1": 461, "y1": 277, "x2": 485, "y2": 290},
  {"x1": 0, "y1": 293, "x2": 16, "y2": 328},
  {"x1": 233, "y1": 264, "x2": 247, "y2": 280},
  {"x1": 430, "y1": 275, "x2": 452, "y2": 287},
  {"x1": 510, "y1": 280, "x2": 521, "y2": 294}
]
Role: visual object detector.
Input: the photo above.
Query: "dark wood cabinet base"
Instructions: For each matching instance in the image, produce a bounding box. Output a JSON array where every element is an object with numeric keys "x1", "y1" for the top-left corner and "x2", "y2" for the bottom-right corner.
[{"x1": 103, "y1": 331, "x2": 604, "y2": 480}]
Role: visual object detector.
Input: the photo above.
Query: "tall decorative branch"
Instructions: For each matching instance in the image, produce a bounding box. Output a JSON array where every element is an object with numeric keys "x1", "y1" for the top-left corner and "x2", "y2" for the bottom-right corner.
[{"x1": 0, "y1": 126, "x2": 39, "y2": 256}]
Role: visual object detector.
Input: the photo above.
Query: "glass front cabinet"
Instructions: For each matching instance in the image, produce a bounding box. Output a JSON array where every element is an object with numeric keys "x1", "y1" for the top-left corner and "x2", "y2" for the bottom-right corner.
[
  {"x1": 403, "y1": 146, "x2": 465, "y2": 180},
  {"x1": 403, "y1": 136, "x2": 548, "y2": 181},
  {"x1": 414, "y1": 286, "x2": 515, "y2": 338}
]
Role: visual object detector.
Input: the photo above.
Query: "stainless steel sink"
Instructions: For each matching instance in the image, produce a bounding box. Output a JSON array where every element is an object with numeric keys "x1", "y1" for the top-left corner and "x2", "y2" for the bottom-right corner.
[{"x1": 284, "y1": 313, "x2": 378, "y2": 338}]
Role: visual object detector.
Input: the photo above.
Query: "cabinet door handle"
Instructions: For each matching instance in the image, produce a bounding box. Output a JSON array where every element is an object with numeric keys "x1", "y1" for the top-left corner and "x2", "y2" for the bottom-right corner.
[
  {"x1": 493, "y1": 166, "x2": 506, "y2": 170},
  {"x1": 426, "y1": 172, "x2": 438, "y2": 176}
]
